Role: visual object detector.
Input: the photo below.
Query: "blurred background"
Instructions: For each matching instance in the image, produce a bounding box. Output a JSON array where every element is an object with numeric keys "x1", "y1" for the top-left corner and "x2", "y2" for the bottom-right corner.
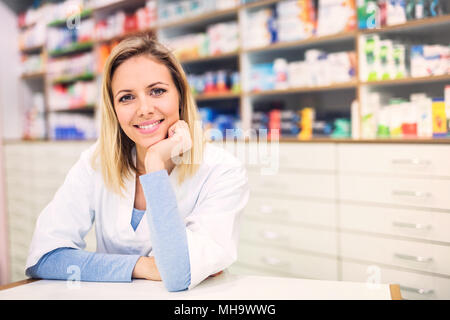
[{"x1": 0, "y1": 0, "x2": 449, "y2": 299}]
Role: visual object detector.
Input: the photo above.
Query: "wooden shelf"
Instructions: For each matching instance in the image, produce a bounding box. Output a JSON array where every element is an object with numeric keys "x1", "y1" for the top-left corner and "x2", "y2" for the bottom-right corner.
[
  {"x1": 178, "y1": 51, "x2": 239, "y2": 64},
  {"x1": 195, "y1": 92, "x2": 241, "y2": 101},
  {"x1": 241, "y1": 0, "x2": 279, "y2": 10},
  {"x1": 92, "y1": 0, "x2": 146, "y2": 14},
  {"x1": 48, "y1": 104, "x2": 96, "y2": 112},
  {"x1": 361, "y1": 74, "x2": 450, "y2": 86},
  {"x1": 246, "y1": 81, "x2": 358, "y2": 97},
  {"x1": 47, "y1": 9, "x2": 93, "y2": 27},
  {"x1": 20, "y1": 44, "x2": 44, "y2": 54},
  {"x1": 360, "y1": 14, "x2": 450, "y2": 34},
  {"x1": 48, "y1": 41, "x2": 94, "y2": 57},
  {"x1": 244, "y1": 31, "x2": 357, "y2": 54},
  {"x1": 51, "y1": 72, "x2": 96, "y2": 85},
  {"x1": 95, "y1": 27, "x2": 156, "y2": 44},
  {"x1": 156, "y1": 6, "x2": 239, "y2": 30},
  {"x1": 21, "y1": 71, "x2": 46, "y2": 80},
  {"x1": 240, "y1": 137, "x2": 450, "y2": 144}
]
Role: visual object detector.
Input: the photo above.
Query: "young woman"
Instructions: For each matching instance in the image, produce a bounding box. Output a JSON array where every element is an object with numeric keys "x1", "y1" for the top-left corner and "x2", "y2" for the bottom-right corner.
[{"x1": 25, "y1": 34, "x2": 249, "y2": 292}]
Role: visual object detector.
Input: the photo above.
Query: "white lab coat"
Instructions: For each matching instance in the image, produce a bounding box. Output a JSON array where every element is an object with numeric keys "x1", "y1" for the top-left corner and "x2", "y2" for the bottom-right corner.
[{"x1": 25, "y1": 141, "x2": 250, "y2": 289}]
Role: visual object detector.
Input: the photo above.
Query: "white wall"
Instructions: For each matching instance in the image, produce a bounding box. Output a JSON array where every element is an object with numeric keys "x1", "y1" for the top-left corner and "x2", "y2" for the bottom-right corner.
[
  {"x1": 0, "y1": 0, "x2": 21, "y2": 285},
  {"x1": 0, "y1": 1, "x2": 22, "y2": 140}
]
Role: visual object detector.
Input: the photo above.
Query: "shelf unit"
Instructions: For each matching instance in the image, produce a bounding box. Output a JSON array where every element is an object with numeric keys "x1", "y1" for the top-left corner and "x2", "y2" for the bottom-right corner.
[{"x1": 16, "y1": 0, "x2": 450, "y2": 143}]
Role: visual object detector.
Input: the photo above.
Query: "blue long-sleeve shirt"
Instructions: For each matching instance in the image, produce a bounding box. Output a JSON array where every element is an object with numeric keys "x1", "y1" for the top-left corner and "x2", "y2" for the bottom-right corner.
[{"x1": 26, "y1": 169, "x2": 191, "y2": 292}]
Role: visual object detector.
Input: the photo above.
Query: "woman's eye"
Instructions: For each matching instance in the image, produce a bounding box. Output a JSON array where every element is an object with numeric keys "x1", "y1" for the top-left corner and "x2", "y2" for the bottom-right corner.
[
  {"x1": 151, "y1": 88, "x2": 166, "y2": 96},
  {"x1": 119, "y1": 94, "x2": 134, "y2": 103}
]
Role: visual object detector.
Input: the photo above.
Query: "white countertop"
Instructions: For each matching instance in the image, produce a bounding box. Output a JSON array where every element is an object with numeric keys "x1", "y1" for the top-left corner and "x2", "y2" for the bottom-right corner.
[{"x1": 0, "y1": 273, "x2": 396, "y2": 300}]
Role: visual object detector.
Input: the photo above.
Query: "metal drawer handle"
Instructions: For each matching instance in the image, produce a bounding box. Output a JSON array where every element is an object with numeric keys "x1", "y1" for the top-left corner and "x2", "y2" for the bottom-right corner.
[
  {"x1": 392, "y1": 221, "x2": 432, "y2": 230},
  {"x1": 394, "y1": 253, "x2": 433, "y2": 263},
  {"x1": 259, "y1": 230, "x2": 286, "y2": 242},
  {"x1": 261, "y1": 256, "x2": 289, "y2": 267},
  {"x1": 400, "y1": 285, "x2": 434, "y2": 295},
  {"x1": 259, "y1": 205, "x2": 288, "y2": 216},
  {"x1": 392, "y1": 190, "x2": 432, "y2": 198},
  {"x1": 391, "y1": 158, "x2": 431, "y2": 166}
]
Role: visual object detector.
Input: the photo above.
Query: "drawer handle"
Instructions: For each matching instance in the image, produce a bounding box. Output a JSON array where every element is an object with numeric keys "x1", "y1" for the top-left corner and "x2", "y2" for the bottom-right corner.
[
  {"x1": 394, "y1": 253, "x2": 433, "y2": 263},
  {"x1": 259, "y1": 230, "x2": 286, "y2": 242},
  {"x1": 392, "y1": 190, "x2": 432, "y2": 199},
  {"x1": 400, "y1": 285, "x2": 434, "y2": 295},
  {"x1": 259, "y1": 205, "x2": 288, "y2": 216},
  {"x1": 392, "y1": 221, "x2": 432, "y2": 230},
  {"x1": 391, "y1": 158, "x2": 431, "y2": 166},
  {"x1": 261, "y1": 256, "x2": 289, "y2": 267}
]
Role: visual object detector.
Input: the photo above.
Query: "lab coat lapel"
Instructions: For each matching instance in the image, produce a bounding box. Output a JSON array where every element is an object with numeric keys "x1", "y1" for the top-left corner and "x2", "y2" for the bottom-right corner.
[{"x1": 115, "y1": 145, "x2": 153, "y2": 244}]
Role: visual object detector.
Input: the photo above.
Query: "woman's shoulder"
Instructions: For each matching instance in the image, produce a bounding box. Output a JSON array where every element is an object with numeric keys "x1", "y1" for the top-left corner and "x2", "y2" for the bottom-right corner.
[
  {"x1": 74, "y1": 140, "x2": 100, "y2": 175},
  {"x1": 202, "y1": 141, "x2": 244, "y2": 169}
]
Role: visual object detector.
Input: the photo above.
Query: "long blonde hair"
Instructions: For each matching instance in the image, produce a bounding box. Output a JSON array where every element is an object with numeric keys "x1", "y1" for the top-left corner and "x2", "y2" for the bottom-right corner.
[{"x1": 91, "y1": 33, "x2": 205, "y2": 196}]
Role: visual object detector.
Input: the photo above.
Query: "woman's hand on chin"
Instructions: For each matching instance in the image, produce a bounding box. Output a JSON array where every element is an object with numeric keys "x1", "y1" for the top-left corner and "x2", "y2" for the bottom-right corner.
[{"x1": 144, "y1": 120, "x2": 192, "y2": 173}]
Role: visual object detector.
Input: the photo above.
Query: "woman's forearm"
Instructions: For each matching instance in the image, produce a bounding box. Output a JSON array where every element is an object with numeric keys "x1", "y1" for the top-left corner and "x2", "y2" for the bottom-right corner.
[
  {"x1": 139, "y1": 169, "x2": 191, "y2": 292},
  {"x1": 26, "y1": 247, "x2": 140, "y2": 282}
]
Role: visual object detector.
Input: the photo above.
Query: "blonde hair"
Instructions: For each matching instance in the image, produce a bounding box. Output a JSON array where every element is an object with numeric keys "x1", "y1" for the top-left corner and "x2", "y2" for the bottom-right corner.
[{"x1": 91, "y1": 33, "x2": 205, "y2": 196}]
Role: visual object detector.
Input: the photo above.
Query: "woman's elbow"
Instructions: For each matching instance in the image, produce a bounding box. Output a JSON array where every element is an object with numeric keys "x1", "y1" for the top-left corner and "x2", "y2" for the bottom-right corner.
[
  {"x1": 164, "y1": 280, "x2": 189, "y2": 292},
  {"x1": 163, "y1": 274, "x2": 190, "y2": 292}
]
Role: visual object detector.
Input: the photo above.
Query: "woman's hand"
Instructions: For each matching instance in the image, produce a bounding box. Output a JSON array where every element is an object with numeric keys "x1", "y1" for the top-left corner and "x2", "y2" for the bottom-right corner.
[
  {"x1": 132, "y1": 256, "x2": 161, "y2": 281},
  {"x1": 144, "y1": 120, "x2": 192, "y2": 173}
]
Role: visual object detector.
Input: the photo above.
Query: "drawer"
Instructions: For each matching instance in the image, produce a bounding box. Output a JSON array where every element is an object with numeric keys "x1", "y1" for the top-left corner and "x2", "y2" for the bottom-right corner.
[
  {"x1": 237, "y1": 241, "x2": 338, "y2": 280},
  {"x1": 242, "y1": 142, "x2": 336, "y2": 173},
  {"x1": 342, "y1": 261, "x2": 450, "y2": 300},
  {"x1": 245, "y1": 194, "x2": 337, "y2": 228},
  {"x1": 340, "y1": 203, "x2": 450, "y2": 243},
  {"x1": 340, "y1": 232, "x2": 450, "y2": 276},
  {"x1": 248, "y1": 171, "x2": 336, "y2": 199},
  {"x1": 229, "y1": 263, "x2": 293, "y2": 278},
  {"x1": 279, "y1": 143, "x2": 336, "y2": 171},
  {"x1": 339, "y1": 175, "x2": 450, "y2": 210},
  {"x1": 240, "y1": 217, "x2": 338, "y2": 255},
  {"x1": 338, "y1": 144, "x2": 450, "y2": 177}
]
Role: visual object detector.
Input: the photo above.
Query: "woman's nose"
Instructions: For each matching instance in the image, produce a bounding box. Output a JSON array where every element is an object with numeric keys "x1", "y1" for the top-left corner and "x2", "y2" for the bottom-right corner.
[{"x1": 137, "y1": 96, "x2": 155, "y2": 115}]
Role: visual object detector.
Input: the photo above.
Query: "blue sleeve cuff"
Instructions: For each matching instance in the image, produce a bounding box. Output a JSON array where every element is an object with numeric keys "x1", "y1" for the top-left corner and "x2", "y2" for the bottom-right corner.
[{"x1": 26, "y1": 247, "x2": 141, "y2": 283}]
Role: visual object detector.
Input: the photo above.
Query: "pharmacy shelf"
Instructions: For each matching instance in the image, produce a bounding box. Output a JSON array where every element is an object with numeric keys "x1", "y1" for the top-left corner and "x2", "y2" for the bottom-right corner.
[
  {"x1": 47, "y1": 9, "x2": 93, "y2": 27},
  {"x1": 246, "y1": 81, "x2": 358, "y2": 97},
  {"x1": 156, "y1": 6, "x2": 239, "y2": 30},
  {"x1": 178, "y1": 51, "x2": 240, "y2": 64},
  {"x1": 95, "y1": 28, "x2": 156, "y2": 44},
  {"x1": 241, "y1": 0, "x2": 279, "y2": 10},
  {"x1": 244, "y1": 31, "x2": 357, "y2": 54},
  {"x1": 92, "y1": 0, "x2": 146, "y2": 14},
  {"x1": 16, "y1": 0, "x2": 450, "y2": 143},
  {"x1": 360, "y1": 74, "x2": 450, "y2": 87},
  {"x1": 360, "y1": 14, "x2": 450, "y2": 35},
  {"x1": 246, "y1": 137, "x2": 450, "y2": 144},
  {"x1": 51, "y1": 72, "x2": 96, "y2": 85},
  {"x1": 195, "y1": 92, "x2": 241, "y2": 101},
  {"x1": 48, "y1": 41, "x2": 95, "y2": 57},
  {"x1": 48, "y1": 104, "x2": 96, "y2": 112},
  {"x1": 20, "y1": 71, "x2": 46, "y2": 80},
  {"x1": 20, "y1": 44, "x2": 44, "y2": 54}
]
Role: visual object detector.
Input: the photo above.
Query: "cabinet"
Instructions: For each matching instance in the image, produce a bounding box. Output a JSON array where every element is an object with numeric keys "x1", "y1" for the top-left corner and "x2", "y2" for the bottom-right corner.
[
  {"x1": 4, "y1": 140, "x2": 450, "y2": 299},
  {"x1": 4, "y1": 142, "x2": 96, "y2": 282},
  {"x1": 230, "y1": 141, "x2": 450, "y2": 300}
]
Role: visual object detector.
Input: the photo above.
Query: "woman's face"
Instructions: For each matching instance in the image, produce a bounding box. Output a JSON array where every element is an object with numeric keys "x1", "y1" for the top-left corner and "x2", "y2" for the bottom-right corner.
[{"x1": 111, "y1": 55, "x2": 180, "y2": 151}]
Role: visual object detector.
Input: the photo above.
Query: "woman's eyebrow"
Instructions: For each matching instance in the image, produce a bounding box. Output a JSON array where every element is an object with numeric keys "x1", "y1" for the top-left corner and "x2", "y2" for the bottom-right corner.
[{"x1": 114, "y1": 82, "x2": 169, "y2": 98}]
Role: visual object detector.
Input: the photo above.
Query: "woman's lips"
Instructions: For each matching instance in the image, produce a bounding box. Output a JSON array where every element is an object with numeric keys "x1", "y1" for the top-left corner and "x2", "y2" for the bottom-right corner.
[{"x1": 134, "y1": 119, "x2": 163, "y2": 134}]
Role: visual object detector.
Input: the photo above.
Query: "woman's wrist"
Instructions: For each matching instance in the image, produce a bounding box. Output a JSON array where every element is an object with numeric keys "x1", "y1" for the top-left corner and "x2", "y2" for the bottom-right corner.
[
  {"x1": 144, "y1": 152, "x2": 165, "y2": 173},
  {"x1": 132, "y1": 256, "x2": 161, "y2": 281}
]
